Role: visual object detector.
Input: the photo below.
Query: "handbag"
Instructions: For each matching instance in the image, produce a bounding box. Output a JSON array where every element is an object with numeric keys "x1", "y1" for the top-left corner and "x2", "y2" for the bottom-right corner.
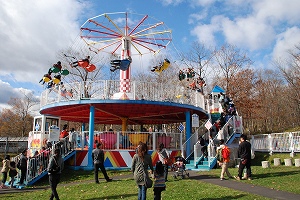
[{"x1": 142, "y1": 161, "x2": 153, "y2": 188}]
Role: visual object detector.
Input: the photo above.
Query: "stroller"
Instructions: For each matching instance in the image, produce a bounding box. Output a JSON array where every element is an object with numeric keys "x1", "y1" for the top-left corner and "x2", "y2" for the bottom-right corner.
[{"x1": 171, "y1": 156, "x2": 189, "y2": 179}]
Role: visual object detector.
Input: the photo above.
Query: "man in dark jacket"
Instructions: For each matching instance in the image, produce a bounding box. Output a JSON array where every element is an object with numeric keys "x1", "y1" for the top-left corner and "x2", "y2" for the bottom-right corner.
[
  {"x1": 235, "y1": 134, "x2": 252, "y2": 180},
  {"x1": 18, "y1": 149, "x2": 28, "y2": 185},
  {"x1": 92, "y1": 143, "x2": 112, "y2": 184},
  {"x1": 47, "y1": 148, "x2": 64, "y2": 200}
]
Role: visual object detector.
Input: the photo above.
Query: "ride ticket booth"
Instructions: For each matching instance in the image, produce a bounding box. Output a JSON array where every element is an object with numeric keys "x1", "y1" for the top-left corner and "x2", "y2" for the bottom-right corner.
[{"x1": 28, "y1": 115, "x2": 61, "y2": 156}]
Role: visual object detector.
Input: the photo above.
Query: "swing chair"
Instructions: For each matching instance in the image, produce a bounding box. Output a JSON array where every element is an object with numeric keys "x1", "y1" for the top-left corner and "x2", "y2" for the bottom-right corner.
[{"x1": 151, "y1": 58, "x2": 171, "y2": 73}]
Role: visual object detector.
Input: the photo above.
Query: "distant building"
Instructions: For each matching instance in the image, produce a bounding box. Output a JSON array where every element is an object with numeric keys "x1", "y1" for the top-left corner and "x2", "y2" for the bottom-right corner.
[{"x1": 0, "y1": 137, "x2": 28, "y2": 154}]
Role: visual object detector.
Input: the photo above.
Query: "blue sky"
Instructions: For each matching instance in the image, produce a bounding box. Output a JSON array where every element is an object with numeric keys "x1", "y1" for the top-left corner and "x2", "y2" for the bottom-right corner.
[{"x1": 0, "y1": 0, "x2": 300, "y2": 110}]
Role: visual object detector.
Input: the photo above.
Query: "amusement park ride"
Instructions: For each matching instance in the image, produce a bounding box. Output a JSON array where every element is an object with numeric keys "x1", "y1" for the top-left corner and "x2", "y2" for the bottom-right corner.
[{"x1": 11, "y1": 12, "x2": 244, "y2": 187}]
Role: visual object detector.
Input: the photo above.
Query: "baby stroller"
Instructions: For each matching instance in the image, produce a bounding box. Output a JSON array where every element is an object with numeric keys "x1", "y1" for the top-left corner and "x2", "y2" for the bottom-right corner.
[{"x1": 171, "y1": 156, "x2": 189, "y2": 179}]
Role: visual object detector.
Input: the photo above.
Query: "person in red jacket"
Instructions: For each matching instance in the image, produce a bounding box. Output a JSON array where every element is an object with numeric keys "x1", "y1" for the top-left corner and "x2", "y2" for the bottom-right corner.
[{"x1": 217, "y1": 139, "x2": 232, "y2": 181}]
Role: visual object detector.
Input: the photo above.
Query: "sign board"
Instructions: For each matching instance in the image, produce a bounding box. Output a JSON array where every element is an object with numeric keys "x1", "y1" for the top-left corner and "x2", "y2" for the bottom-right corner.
[
  {"x1": 192, "y1": 114, "x2": 199, "y2": 127},
  {"x1": 178, "y1": 123, "x2": 185, "y2": 132},
  {"x1": 49, "y1": 125, "x2": 60, "y2": 142},
  {"x1": 205, "y1": 120, "x2": 213, "y2": 130}
]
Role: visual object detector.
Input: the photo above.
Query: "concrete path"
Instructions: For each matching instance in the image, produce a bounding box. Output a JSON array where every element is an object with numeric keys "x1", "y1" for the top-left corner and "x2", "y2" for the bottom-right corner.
[
  {"x1": 188, "y1": 170, "x2": 300, "y2": 200},
  {"x1": 1, "y1": 170, "x2": 300, "y2": 200}
]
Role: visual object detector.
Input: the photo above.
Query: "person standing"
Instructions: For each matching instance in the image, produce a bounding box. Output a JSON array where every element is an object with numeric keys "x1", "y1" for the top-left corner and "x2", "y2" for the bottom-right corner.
[
  {"x1": 207, "y1": 134, "x2": 215, "y2": 157},
  {"x1": 59, "y1": 124, "x2": 69, "y2": 154},
  {"x1": 92, "y1": 143, "x2": 112, "y2": 184},
  {"x1": 131, "y1": 142, "x2": 154, "y2": 200},
  {"x1": 47, "y1": 148, "x2": 64, "y2": 200},
  {"x1": 9, "y1": 161, "x2": 18, "y2": 188},
  {"x1": 153, "y1": 161, "x2": 166, "y2": 200},
  {"x1": 217, "y1": 139, "x2": 232, "y2": 180},
  {"x1": 18, "y1": 149, "x2": 28, "y2": 185},
  {"x1": 234, "y1": 134, "x2": 252, "y2": 180},
  {"x1": 157, "y1": 143, "x2": 170, "y2": 182},
  {"x1": 1, "y1": 155, "x2": 13, "y2": 188}
]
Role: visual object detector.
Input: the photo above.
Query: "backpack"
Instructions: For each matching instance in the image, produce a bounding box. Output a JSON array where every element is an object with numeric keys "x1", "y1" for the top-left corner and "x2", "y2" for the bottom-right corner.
[
  {"x1": 222, "y1": 146, "x2": 230, "y2": 159},
  {"x1": 217, "y1": 148, "x2": 223, "y2": 162}
]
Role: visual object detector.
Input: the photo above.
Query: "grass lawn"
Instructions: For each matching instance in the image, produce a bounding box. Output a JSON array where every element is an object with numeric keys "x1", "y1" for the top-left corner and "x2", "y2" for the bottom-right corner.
[
  {"x1": 1, "y1": 175, "x2": 270, "y2": 200},
  {"x1": 1, "y1": 152, "x2": 299, "y2": 199},
  {"x1": 201, "y1": 152, "x2": 300, "y2": 194}
]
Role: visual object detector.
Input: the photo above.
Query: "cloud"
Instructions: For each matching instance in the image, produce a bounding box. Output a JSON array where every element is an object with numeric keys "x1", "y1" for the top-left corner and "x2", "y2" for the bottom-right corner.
[
  {"x1": 190, "y1": 15, "x2": 222, "y2": 47},
  {"x1": 160, "y1": 0, "x2": 185, "y2": 6},
  {"x1": 189, "y1": 0, "x2": 300, "y2": 62},
  {"x1": 0, "y1": 80, "x2": 33, "y2": 104},
  {"x1": 190, "y1": 0, "x2": 216, "y2": 7},
  {"x1": 188, "y1": 13, "x2": 207, "y2": 24},
  {"x1": 254, "y1": 0, "x2": 300, "y2": 25},
  {"x1": 222, "y1": 16, "x2": 275, "y2": 51},
  {"x1": 0, "y1": 0, "x2": 86, "y2": 85},
  {"x1": 272, "y1": 27, "x2": 300, "y2": 60}
]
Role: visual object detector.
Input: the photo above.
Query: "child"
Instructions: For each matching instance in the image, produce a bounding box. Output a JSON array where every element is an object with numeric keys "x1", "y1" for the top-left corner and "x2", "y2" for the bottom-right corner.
[
  {"x1": 1, "y1": 155, "x2": 12, "y2": 188},
  {"x1": 153, "y1": 161, "x2": 166, "y2": 200},
  {"x1": 9, "y1": 161, "x2": 17, "y2": 188}
]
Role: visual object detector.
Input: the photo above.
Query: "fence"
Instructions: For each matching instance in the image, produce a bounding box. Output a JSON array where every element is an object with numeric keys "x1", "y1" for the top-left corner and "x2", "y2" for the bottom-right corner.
[
  {"x1": 11, "y1": 130, "x2": 182, "y2": 185},
  {"x1": 40, "y1": 80, "x2": 205, "y2": 109},
  {"x1": 0, "y1": 137, "x2": 28, "y2": 155},
  {"x1": 251, "y1": 132, "x2": 300, "y2": 153},
  {"x1": 11, "y1": 135, "x2": 72, "y2": 185},
  {"x1": 80, "y1": 131, "x2": 182, "y2": 151}
]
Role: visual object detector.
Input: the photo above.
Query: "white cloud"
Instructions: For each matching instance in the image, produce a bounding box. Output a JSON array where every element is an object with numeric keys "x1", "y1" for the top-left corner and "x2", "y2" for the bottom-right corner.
[
  {"x1": 0, "y1": 80, "x2": 32, "y2": 104},
  {"x1": 254, "y1": 0, "x2": 300, "y2": 25},
  {"x1": 190, "y1": 0, "x2": 216, "y2": 7},
  {"x1": 0, "y1": 0, "x2": 85, "y2": 84},
  {"x1": 188, "y1": 12, "x2": 207, "y2": 24},
  {"x1": 160, "y1": 0, "x2": 185, "y2": 6},
  {"x1": 189, "y1": 0, "x2": 300, "y2": 63},
  {"x1": 272, "y1": 27, "x2": 300, "y2": 60},
  {"x1": 190, "y1": 15, "x2": 222, "y2": 47},
  {"x1": 222, "y1": 16, "x2": 275, "y2": 51}
]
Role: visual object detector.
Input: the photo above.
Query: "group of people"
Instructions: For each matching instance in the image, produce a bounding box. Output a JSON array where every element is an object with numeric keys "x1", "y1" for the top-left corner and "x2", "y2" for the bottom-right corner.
[
  {"x1": 1, "y1": 155, "x2": 17, "y2": 188},
  {"x1": 216, "y1": 134, "x2": 252, "y2": 181},
  {"x1": 91, "y1": 140, "x2": 169, "y2": 200},
  {"x1": 0, "y1": 145, "x2": 55, "y2": 189},
  {"x1": 131, "y1": 142, "x2": 169, "y2": 200},
  {"x1": 39, "y1": 61, "x2": 70, "y2": 89}
]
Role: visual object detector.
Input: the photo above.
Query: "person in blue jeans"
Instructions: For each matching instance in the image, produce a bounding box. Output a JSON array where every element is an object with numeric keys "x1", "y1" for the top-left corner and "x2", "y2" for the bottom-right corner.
[{"x1": 131, "y1": 142, "x2": 154, "y2": 200}]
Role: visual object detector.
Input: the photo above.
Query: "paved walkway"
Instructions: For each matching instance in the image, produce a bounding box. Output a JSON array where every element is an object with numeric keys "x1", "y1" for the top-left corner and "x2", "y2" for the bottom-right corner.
[
  {"x1": 1, "y1": 171, "x2": 300, "y2": 200},
  {"x1": 188, "y1": 170, "x2": 300, "y2": 200}
]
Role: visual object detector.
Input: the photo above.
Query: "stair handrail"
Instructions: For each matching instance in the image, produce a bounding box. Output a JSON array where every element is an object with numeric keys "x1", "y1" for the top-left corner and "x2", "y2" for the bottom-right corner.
[
  {"x1": 11, "y1": 135, "x2": 74, "y2": 185},
  {"x1": 181, "y1": 119, "x2": 209, "y2": 159},
  {"x1": 207, "y1": 115, "x2": 240, "y2": 168}
]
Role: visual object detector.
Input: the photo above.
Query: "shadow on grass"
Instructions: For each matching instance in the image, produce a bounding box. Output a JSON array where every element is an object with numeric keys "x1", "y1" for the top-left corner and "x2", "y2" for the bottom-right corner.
[
  {"x1": 202, "y1": 194, "x2": 247, "y2": 200},
  {"x1": 85, "y1": 193, "x2": 136, "y2": 200},
  {"x1": 189, "y1": 174, "x2": 218, "y2": 180},
  {"x1": 254, "y1": 170, "x2": 300, "y2": 179}
]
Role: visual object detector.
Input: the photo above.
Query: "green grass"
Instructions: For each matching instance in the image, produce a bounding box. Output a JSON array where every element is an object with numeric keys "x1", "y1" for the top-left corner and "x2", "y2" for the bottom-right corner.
[
  {"x1": 33, "y1": 169, "x2": 131, "y2": 186},
  {"x1": 201, "y1": 152, "x2": 300, "y2": 194},
  {"x1": 1, "y1": 152, "x2": 299, "y2": 199},
  {"x1": 1, "y1": 177, "x2": 270, "y2": 200}
]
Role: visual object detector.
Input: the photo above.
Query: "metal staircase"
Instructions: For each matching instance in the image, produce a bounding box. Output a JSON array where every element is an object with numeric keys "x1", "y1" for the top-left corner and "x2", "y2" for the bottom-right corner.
[
  {"x1": 185, "y1": 114, "x2": 243, "y2": 171},
  {"x1": 10, "y1": 136, "x2": 75, "y2": 188}
]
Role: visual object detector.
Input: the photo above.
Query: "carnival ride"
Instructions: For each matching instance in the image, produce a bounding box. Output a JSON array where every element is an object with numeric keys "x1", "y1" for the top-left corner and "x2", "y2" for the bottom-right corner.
[{"x1": 19, "y1": 12, "x2": 210, "y2": 187}]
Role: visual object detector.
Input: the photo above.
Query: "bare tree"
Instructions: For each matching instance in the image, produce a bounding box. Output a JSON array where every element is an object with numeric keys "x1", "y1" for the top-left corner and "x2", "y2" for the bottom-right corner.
[
  {"x1": 55, "y1": 47, "x2": 111, "y2": 98},
  {"x1": 276, "y1": 44, "x2": 300, "y2": 108},
  {"x1": 212, "y1": 44, "x2": 253, "y2": 93}
]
